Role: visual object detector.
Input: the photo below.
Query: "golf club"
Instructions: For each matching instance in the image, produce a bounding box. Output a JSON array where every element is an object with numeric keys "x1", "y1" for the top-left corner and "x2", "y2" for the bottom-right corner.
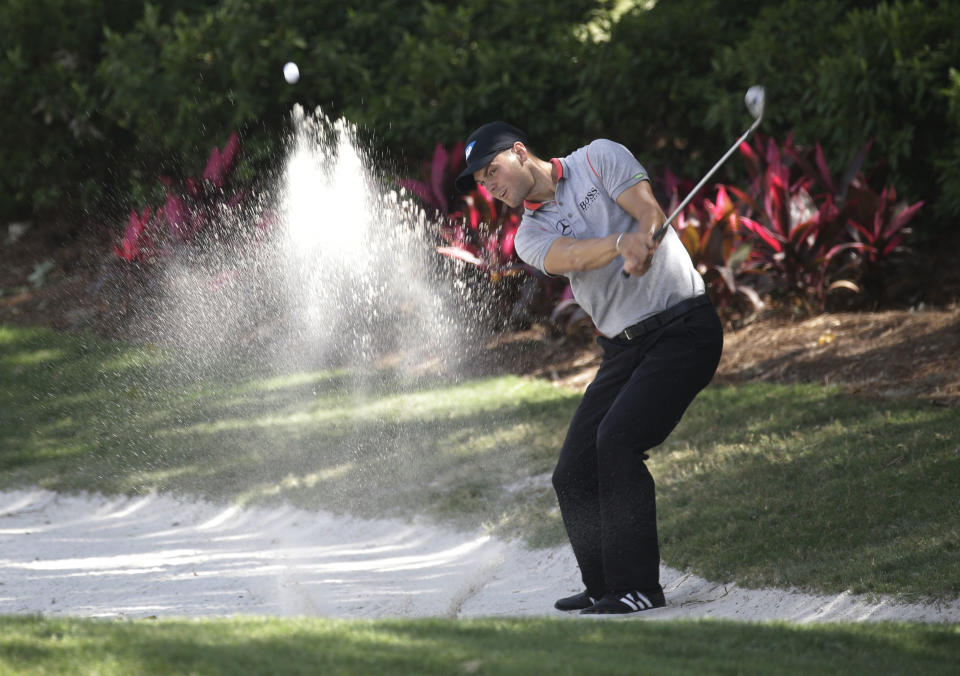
[{"x1": 622, "y1": 85, "x2": 765, "y2": 276}]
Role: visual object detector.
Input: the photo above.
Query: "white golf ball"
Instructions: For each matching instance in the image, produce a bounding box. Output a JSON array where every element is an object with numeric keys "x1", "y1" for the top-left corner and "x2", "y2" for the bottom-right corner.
[{"x1": 283, "y1": 62, "x2": 300, "y2": 84}]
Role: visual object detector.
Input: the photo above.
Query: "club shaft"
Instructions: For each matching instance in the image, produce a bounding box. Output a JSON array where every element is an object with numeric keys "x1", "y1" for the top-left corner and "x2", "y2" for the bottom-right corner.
[{"x1": 652, "y1": 114, "x2": 763, "y2": 242}]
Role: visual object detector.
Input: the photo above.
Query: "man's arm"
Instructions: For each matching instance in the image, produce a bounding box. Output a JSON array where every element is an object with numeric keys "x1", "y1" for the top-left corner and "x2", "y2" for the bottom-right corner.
[
  {"x1": 543, "y1": 232, "x2": 621, "y2": 275},
  {"x1": 615, "y1": 181, "x2": 666, "y2": 277},
  {"x1": 542, "y1": 181, "x2": 666, "y2": 276}
]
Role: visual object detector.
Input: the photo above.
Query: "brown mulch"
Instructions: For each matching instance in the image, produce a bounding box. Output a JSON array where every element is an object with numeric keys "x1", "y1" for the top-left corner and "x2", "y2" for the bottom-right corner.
[
  {"x1": 478, "y1": 307, "x2": 960, "y2": 406},
  {"x1": 1, "y1": 221, "x2": 110, "y2": 332},
  {"x1": 3, "y1": 220, "x2": 960, "y2": 406},
  {"x1": 716, "y1": 309, "x2": 960, "y2": 405}
]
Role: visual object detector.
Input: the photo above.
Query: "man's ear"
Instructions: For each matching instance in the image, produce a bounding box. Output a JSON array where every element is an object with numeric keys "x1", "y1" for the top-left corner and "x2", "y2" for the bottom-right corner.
[{"x1": 513, "y1": 141, "x2": 529, "y2": 164}]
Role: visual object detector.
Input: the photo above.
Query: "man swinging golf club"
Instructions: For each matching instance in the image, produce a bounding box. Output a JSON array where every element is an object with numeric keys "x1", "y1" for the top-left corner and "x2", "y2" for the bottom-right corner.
[{"x1": 455, "y1": 123, "x2": 723, "y2": 614}]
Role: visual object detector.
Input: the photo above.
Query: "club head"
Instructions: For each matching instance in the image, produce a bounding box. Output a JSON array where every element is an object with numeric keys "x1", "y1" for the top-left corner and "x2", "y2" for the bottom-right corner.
[{"x1": 745, "y1": 85, "x2": 765, "y2": 120}]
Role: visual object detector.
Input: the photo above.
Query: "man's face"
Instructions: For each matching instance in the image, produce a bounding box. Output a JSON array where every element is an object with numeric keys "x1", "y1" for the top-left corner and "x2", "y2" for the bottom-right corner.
[{"x1": 472, "y1": 145, "x2": 532, "y2": 208}]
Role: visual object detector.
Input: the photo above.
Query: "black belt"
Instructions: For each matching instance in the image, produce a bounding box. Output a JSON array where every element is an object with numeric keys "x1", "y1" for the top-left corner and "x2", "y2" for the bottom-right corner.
[{"x1": 613, "y1": 294, "x2": 711, "y2": 342}]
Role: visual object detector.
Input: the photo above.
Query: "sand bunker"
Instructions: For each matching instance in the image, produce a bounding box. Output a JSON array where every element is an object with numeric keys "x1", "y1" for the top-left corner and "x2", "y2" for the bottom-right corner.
[{"x1": 2, "y1": 490, "x2": 957, "y2": 623}]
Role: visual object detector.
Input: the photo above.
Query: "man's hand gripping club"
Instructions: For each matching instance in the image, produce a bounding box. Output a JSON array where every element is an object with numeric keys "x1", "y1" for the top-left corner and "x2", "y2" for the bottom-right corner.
[
  {"x1": 615, "y1": 228, "x2": 658, "y2": 277},
  {"x1": 614, "y1": 180, "x2": 665, "y2": 278}
]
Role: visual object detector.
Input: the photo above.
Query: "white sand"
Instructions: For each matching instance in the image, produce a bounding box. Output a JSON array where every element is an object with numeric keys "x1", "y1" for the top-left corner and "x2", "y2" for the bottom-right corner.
[{"x1": 2, "y1": 489, "x2": 957, "y2": 623}]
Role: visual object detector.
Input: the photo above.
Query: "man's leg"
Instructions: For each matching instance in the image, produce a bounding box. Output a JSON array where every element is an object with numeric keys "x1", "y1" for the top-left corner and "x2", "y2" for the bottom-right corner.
[
  {"x1": 595, "y1": 305, "x2": 723, "y2": 595},
  {"x1": 552, "y1": 340, "x2": 636, "y2": 596}
]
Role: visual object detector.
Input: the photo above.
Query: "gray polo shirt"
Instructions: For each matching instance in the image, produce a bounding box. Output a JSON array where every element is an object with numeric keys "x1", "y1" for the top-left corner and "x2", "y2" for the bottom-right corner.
[{"x1": 514, "y1": 138, "x2": 704, "y2": 338}]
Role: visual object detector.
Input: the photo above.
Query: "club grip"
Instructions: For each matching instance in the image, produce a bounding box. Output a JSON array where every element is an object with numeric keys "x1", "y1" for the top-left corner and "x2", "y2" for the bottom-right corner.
[{"x1": 620, "y1": 221, "x2": 670, "y2": 277}]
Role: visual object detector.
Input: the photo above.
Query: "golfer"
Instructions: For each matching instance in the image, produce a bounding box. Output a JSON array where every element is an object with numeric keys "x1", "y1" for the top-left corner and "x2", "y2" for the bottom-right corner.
[{"x1": 455, "y1": 122, "x2": 723, "y2": 614}]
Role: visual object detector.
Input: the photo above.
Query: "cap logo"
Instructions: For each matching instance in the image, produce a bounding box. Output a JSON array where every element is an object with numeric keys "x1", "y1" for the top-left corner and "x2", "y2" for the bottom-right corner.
[{"x1": 465, "y1": 141, "x2": 476, "y2": 161}]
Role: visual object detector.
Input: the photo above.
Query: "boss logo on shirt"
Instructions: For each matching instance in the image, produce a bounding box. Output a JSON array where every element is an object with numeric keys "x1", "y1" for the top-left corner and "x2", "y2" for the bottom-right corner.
[{"x1": 579, "y1": 187, "x2": 601, "y2": 213}]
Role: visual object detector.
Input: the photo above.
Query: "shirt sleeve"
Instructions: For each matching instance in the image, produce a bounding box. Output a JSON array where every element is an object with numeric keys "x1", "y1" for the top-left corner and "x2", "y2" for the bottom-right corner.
[
  {"x1": 514, "y1": 215, "x2": 561, "y2": 276},
  {"x1": 585, "y1": 139, "x2": 649, "y2": 201}
]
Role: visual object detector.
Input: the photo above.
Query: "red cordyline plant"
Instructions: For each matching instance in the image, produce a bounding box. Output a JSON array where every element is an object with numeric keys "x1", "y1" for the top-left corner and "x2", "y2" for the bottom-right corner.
[
  {"x1": 848, "y1": 184, "x2": 923, "y2": 265},
  {"x1": 806, "y1": 142, "x2": 924, "y2": 302},
  {"x1": 96, "y1": 131, "x2": 276, "y2": 326},
  {"x1": 112, "y1": 132, "x2": 268, "y2": 264},
  {"x1": 398, "y1": 142, "x2": 523, "y2": 279},
  {"x1": 728, "y1": 133, "x2": 861, "y2": 308},
  {"x1": 662, "y1": 169, "x2": 763, "y2": 324},
  {"x1": 113, "y1": 206, "x2": 157, "y2": 262},
  {"x1": 727, "y1": 132, "x2": 923, "y2": 311},
  {"x1": 653, "y1": 132, "x2": 923, "y2": 319}
]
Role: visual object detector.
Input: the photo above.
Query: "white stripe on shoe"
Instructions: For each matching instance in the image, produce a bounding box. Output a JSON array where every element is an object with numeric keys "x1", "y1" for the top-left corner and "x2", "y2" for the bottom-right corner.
[{"x1": 618, "y1": 591, "x2": 651, "y2": 611}]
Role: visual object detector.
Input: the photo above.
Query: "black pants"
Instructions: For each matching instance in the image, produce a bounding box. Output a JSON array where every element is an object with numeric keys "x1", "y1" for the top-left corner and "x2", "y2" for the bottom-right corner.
[{"x1": 552, "y1": 299, "x2": 723, "y2": 595}]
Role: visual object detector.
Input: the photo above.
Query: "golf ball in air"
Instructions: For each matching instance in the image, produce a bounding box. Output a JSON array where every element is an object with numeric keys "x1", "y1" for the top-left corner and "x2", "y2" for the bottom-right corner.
[{"x1": 283, "y1": 62, "x2": 299, "y2": 84}]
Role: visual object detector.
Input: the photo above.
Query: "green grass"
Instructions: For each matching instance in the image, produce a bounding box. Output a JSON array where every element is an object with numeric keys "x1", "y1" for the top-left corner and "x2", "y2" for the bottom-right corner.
[
  {"x1": 0, "y1": 325, "x2": 576, "y2": 544},
  {"x1": 654, "y1": 384, "x2": 960, "y2": 599},
  {"x1": 1, "y1": 615, "x2": 958, "y2": 676},
  {"x1": 2, "y1": 324, "x2": 959, "y2": 598}
]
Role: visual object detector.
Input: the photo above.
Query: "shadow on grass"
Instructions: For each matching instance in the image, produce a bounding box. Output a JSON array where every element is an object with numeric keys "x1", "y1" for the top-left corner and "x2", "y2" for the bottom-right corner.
[
  {"x1": 2, "y1": 615, "x2": 959, "y2": 676},
  {"x1": 657, "y1": 383, "x2": 960, "y2": 597},
  {"x1": 0, "y1": 325, "x2": 576, "y2": 544}
]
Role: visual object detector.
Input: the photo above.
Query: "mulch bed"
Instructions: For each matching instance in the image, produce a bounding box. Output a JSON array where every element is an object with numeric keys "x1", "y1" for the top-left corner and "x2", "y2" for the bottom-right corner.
[{"x1": 478, "y1": 307, "x2": 960, "y2": 406}]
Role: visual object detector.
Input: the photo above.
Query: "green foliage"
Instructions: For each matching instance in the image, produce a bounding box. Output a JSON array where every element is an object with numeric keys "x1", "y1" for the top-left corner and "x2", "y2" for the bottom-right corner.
[
  {"x1": 95, "y1": 0, "x2": 603, "y2": 207},
  {"x1": 574, "y1": 0, "x2": 785, "y2": 180},
  {"x1": 706, "y1": 0, "x2": 857, "y2": 140},
  {"x1": 938, "y1": 67, "x2": 960, "y2": 218},
  {"x1": 808, "y1": 0, "x2": 960, "y2": 227},
  {"x1": 711, "y1": 0, "x2": 960, "y2": 230},
  {"x1": 5, "y1": 0, "x2": 960, "y2": 255},
  {"x1": 0, "y1": 0, "x2": 222, "y2": 221},
  {"x1": 0, "y1": 0, "x2": 134, "y2": 219},
  {"x1": 96, "y1": 0, "x2": 401, "y2": 194},
  {"x1": 1, "y1": 0, "x2": 603, "y2": 222},
  {"x1": 347, "y1": 0, "x2": 601, "y2": 164}
]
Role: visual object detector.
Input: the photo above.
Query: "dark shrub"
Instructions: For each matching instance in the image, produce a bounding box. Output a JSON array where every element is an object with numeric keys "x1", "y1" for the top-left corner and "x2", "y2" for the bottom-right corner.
[{"x1": 709, "y1": 0, "x2": 960, "y2": 233}]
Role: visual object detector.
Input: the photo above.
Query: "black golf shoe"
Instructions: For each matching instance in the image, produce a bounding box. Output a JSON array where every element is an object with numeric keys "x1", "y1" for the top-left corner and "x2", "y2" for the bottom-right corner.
[
  {"x1": 580, "y1": 588, "x2": 666, "y2": 615},
  {"x1": 554, "y1": 590, "x2": 599, "y2": 611}
]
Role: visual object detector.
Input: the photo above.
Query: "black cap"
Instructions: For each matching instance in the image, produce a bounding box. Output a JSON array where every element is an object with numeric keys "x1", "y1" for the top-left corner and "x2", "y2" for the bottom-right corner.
[{"x1": 455, "y1": 121, "x2": 527, "y2": 193}]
